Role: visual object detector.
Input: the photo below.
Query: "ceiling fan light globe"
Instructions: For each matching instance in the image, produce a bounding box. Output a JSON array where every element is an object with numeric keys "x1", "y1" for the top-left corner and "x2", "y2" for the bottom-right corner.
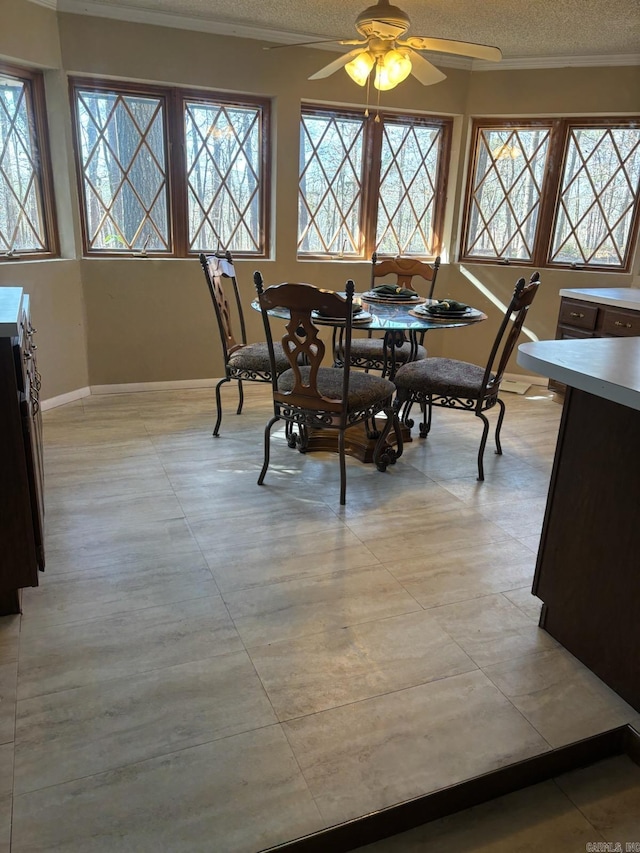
[
  {"x1": 374, "y1": 48, "x2": 412, "y2": 90},
  {"x1": 386, "y1": 48, "x2": 412, "y2": 81},
  {"x1": 373, "y1": 66, "x2": 392, "y2": 90},
  {"x1": 345, "y1": 51, "x2": 375, "y2": 85}
]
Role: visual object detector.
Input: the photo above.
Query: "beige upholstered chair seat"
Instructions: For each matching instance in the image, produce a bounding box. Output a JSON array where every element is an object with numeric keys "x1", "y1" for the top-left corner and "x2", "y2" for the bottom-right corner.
[
  {"x1": 348, "y1": 337, "x2": 427, "y2": 364},
  {"x1": 394, "y1": 358, "x2": 495, "y2": 399},
  {"x1": 278, "y1": 366, "x2": 396, "y2": 411},
  {"x1": 228, "y1": 342, "x2": 290, "y2": 375}
]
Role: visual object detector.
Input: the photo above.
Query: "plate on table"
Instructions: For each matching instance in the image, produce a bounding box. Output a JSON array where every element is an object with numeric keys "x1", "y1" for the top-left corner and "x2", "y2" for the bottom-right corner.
[
  {"x1": 312, "y1": 310, "x2": 372, "y2": 324},
  {"x1": 417, "y1": 300, "x2": 472, "y2": 317},
  {"x1": 427, "y1": 307, "x2": 471, "y2": 318},
  {"x1": 361, "y1": 290, "x2": 425, "y2": 305},
  {"x1": 410, "y1": 304, "x2": 484, "y2": 322}
]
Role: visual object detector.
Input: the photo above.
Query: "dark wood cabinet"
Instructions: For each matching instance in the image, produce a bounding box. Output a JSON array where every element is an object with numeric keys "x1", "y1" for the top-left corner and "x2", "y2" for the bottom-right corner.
[
  {"x1": 550, "y1": 294, "x2": 640, "y2": 393},
  {"x1": 519, "y1": 335, "x2": 640, "y2": 713},
  {"x1": 0, "y1": 289, "x2": 44, "y2": 615},
  {"x1": 533, "y1": 385, "x2": 640, "y2": 712}
]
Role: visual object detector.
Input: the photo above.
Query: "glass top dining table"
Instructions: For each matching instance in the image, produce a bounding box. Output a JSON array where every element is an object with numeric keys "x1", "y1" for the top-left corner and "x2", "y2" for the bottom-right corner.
[{"x1": 253, "y1": 293, "x2": 487, "y2": 380}]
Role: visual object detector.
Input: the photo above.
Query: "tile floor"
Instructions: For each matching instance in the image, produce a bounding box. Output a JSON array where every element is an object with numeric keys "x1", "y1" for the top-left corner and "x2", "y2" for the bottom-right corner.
[
  {"x1": 1, "y1": 383, "x2": 639, "y2": 852},
  {"x1": 360, "y1": 755, "x2": 640, "y2": 852}
]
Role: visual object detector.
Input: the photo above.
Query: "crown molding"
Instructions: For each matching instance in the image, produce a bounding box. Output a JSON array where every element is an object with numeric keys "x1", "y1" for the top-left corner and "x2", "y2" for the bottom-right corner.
[
  {"x1": 55, "y1": 0, "x2": 337, "y2": 46},
  {"x1": 473, "y1": 53, "x2": 640, "y2": 70},
  {"x1": 29, "y1": 0, "x2": 640, "y2": 70}
]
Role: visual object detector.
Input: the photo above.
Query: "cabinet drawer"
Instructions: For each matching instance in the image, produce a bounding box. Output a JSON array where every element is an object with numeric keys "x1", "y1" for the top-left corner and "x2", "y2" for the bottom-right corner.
[
  {"x1": 557, "y1": 326, "x2": 594, "y2": 340},
  {"x1": 601, "y1": 308, "x2": 640, "y2": 337},
  {"x1": 559, "y1": 299, "x2": 598, "y2": 331}
]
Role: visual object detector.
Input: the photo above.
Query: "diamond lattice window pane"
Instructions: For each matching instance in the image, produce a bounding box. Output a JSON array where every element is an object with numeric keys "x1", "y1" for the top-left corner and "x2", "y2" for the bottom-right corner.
[
  {"x1": 185, "y1": 101, "x2": 263, "y2": 254},
  {"x1": 550, "y1": 127, "x2": 640, "y2": 267},
  {"x1": 0, "y1": 73, "x2": 48, "y2": 253},
  {"x1": 464, "y1": 127, "x2": 551, "y2": 261},
  {"x1": 75, "y1": 89, "x2": 170, "y2": 252},
  {"x1": 376, "y1": 122, "x2": 441, "y2": 255},
  {"x1": 298, "y1": 112, "x2": 364, "y2": 256}
]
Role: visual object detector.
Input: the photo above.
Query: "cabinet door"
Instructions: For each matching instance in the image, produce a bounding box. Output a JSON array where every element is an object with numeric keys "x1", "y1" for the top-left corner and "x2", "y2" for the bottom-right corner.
[
  {"x1": 21, "y1": 395, "x2": 45, "y2": 570},
  {"x1": 20, "y1": 312, "x2": 45, "y2": 571},
  {"x1": 0, "y1": 339, "x2": 39, "y2": 596}
]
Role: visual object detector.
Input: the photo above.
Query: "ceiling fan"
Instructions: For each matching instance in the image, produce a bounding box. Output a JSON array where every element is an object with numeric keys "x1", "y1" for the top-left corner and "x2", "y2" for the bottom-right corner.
[{"x1": 270, "y1": 0, "x2": 502, "y2": 90}]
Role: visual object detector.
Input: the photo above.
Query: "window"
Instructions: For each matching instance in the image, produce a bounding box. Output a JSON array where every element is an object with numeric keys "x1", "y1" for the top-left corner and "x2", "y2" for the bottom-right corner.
[
  {"x1": 70, "y1": 79, "x2": 270, "y2": 257},
  {"x1": 184, "y1": 98, "x2": 264, "y2": 254},
  {"x1": 461, "y1": 118, "x2": 640, "y2": 271},
  {"x1": 0, "y1": 63, "x2": 58, "y2": 260},
  {"x1": 298, "y1": 106, "x2": 451, "y2": 259},
  {"x1": 73, "y1": 86, "x2": 169, "y2": 254}
]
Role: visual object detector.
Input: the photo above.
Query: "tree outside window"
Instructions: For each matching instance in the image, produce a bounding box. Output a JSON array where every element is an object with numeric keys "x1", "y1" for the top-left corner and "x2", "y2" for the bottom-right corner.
[
  {"x1": 0, "y1": 64, "x2": 57, "y2": 260},
  {"x1": 298, "y1": 106, "x2": 451, "y2": 259},
  {"x1": 70, "y1": 80, "x2": 270, "y2": 257},
  {"x1": 461, "y1": 118, "x2": 640, "y2": 272}
]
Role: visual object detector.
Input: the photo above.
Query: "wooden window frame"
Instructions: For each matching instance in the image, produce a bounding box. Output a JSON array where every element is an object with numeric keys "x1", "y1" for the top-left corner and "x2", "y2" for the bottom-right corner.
[
  {"x1": 69, "y1": 77, "x2": 271, "y2": 259},
  {"x1": 298, "y1": 104, "x2": 452, "y2": 261},
  {"x1": 460, "y1": 117, "x2": 640, "y2": 273},
  {"x1": 0, "y1": 62, "x2": 59, "y2": 262},
  {"x1": 181, "y1": 92, "x2": 270, "y2": 258}
]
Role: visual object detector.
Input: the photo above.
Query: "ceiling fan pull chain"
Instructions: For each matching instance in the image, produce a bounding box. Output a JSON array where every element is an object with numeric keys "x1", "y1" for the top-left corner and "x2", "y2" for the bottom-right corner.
[{"x1": 364, "y1": 71, "x2": 372, "y2": 117}]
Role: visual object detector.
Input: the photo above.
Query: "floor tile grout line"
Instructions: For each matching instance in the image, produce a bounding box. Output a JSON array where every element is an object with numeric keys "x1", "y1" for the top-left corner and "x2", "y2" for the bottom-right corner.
[
  {"x1": 549, "y1": 774, "x2": 610, "y2": 841},
  {"x1": 11, "y1": 719, "x2": 291, "y2": 800},
  {"x1": 267, "y1": 665, "x2": 483, "y2": 726},
  {"x1": 14, "y1": 646, "x2": 261, "y2": 704}
]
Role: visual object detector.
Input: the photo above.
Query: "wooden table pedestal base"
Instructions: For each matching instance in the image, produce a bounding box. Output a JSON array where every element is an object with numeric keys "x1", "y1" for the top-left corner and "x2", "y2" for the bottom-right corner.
[{"x1": 301, "y1": 417, "x2": 411, "y2": 464}]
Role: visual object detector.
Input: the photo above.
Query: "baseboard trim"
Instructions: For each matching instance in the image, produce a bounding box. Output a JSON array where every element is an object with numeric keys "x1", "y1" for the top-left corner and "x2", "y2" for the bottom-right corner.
[
  {"x1": 41, "y1": 372, "x2": 543, "y2": 410},
  {"x1": 41, "y1": 386, "x2": 91, "y2": 411},
  {"x1": 265, "y1": 725, "x2": 639, "y2": 853},
  {"x1": 41, "y1": 379, "x2": 219, "y2": 409},
  {"x1": 89, "y1": 378, "x2": 219, "y2": 395}
]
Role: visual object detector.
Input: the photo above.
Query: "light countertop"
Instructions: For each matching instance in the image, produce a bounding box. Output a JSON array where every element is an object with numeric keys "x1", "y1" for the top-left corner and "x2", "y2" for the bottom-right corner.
[
  {"x1": 517, "y1": 337, "x2": 640, "y2": 412},
  {"x1": 0, "y1": 287, "x2": 24, "y2": 337},
  {"x1": 559, "y1": 287, "x2": 640, "y2": 310}
]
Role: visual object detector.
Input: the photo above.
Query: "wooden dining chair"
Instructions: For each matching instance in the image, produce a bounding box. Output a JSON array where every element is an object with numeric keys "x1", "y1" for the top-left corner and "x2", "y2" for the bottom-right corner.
[
  {"x1": 253, "y1": 273, "x2": 402, "y2": 505},
  {"x1": 199, "y1": 251, "x2": 290, "y2": 436},
  {"x1": 340, "y1": 254, "x2": 441, "y2": 377},
  {"x1": 393, "y1": 271, "x2": 541, "y2": 480},
  {"x1": 371, "y1": 253, "x2": 441, "y2": 299}
]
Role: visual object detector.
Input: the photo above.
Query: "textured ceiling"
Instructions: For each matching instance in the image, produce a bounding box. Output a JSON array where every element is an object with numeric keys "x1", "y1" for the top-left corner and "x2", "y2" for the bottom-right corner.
[{"x1": 57, "y1": 0, "x2": 640, "y2": 62}]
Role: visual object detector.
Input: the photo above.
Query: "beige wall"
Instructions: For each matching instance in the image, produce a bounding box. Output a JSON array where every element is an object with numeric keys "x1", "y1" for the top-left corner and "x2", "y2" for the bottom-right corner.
[
  {"x1": 466, "y1": 64, "x2": 640, "y2": 115},
  {"x1": 0, "y1": 261, "x2": 89, "y2": 396},
  {"x1": 1, "y1": 4, "x2": 639, "y2": 396},
  {"x1": 0, "y1": 1, "x2": 89, "y2": 401},
  {"x1": 1, "y1": 0, "x2": 60, "y2": 67}
]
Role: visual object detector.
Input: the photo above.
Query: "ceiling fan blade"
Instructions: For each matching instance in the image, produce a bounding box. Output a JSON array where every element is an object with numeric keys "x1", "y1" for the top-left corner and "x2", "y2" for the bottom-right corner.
[
  {"x1": 265, "y1": 39, "x2": 341, "y2": 50},
  {"x1": 402, "y1": 36, "x2": 502, "y2": 62},
  {"x1": 265, "y1": 38, "x2": 365, "y2": 50},
  {"x1": 308, "y1": 48, "x2": 367, "y2": 80},
  {"x1": 407, "y1": 50, "x2": 447, "y2": 85}
]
